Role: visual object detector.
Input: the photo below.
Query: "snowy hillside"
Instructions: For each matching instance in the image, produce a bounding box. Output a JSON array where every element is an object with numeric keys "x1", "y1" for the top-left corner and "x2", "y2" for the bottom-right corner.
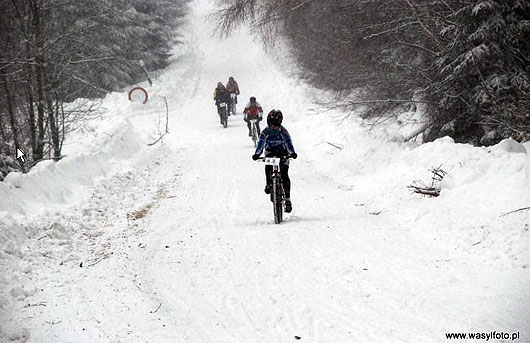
[{"x1": 1, "y1": 0, "x2": 529, "y2": 342}]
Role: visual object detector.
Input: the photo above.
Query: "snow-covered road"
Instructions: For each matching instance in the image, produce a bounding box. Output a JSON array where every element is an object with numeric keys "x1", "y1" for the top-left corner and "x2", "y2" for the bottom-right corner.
[{"x1": 1, "y1": 1, "x2": 529, "y2": 342}]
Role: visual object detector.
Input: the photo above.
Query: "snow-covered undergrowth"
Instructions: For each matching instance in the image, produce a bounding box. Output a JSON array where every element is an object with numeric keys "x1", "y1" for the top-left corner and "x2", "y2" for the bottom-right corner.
[{"x1": 1, "y1": 0, "x2": 529, "y2": 342}]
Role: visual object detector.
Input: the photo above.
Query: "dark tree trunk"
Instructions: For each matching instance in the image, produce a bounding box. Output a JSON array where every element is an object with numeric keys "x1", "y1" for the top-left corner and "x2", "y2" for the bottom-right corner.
[
  {"x1": 47, "y1": 95, "x2": 61, "y2": 160},
  {"x1": 31, "y1": 0, "x2": 46, "y2": 161},
  {"x1": 1, "y1": 76, "x2": 21, "y2": 158},
  {"x1": 25, "y1": 86, "x2": 38, "y2": 159}
]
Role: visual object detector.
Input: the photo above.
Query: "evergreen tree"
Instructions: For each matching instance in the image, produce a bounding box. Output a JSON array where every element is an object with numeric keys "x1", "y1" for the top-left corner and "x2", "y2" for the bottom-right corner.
[{"x1": 427, "y1": 0, "x2": 530, "y2": 143}]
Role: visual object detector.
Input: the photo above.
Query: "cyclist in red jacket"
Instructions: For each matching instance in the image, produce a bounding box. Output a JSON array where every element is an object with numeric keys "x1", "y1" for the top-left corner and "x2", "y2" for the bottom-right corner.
[
  {"x1": 225, "y1": 76, "x2": 240, "y2": 97},
  {"x1": 243, "y1": 97, "x2": 263, "y2": 136}
]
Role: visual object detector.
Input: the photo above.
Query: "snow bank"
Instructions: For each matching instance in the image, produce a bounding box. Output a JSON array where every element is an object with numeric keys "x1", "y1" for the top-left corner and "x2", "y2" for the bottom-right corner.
[
  {"x1": 296, "y1": 105, "x2": 530, "y2": 215},
  {"x1": 290, "y1": 100, "x2": 530, "y2": 266},
  {"x1": 0, "y1": 91, "x2": 175, "y2": 343},
  {"x1": 0, "y1": 118, "x2": 144, "y2": 220}
]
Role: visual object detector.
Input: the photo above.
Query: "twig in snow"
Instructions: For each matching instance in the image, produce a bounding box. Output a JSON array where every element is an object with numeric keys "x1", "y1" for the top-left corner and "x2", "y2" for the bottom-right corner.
[
  {"x1": 38, "y1": 224, "x2": 54, "y2": 239},
  {"x1": 133, "y1": 279, "x2": 144, "y2": 292},
  {"x1": 148, "y1": 96, "x2": 169, "y2": 146},
  {"x1": 317, "y1": 141, "x2": 344, "y2": 150},
  {"x1": 45, "y1": 320, "x2": 62, "y2": 325},
  {"x1": 150, "y1": 303, "x2": 162, "y2": 314},
  {"x1": 499, "y1": 206, "x2": 530, "y2": 217},
  {"x1": 325, "y1": 141, "x2": 343, "y2": 150},
  {"x1": 87, "y1": 258, "x2": 104, "y2": 267},
  {"x1": 472, "y1": 241, "x2": 483, "y2": 246},
  {"x1": 24, "y1": 302, "x2": 47, "y2": 308}
]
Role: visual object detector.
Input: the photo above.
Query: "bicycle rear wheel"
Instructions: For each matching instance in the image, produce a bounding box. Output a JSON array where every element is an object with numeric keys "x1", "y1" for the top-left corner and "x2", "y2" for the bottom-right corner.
[
  {"x1": 272, "y1": 176, "x2": 283, "y2": 224},
  {"x1": 230, "y1": 95, "x2": 237, "y2": 115},
  {"x1": 221, "y1": 109, "x2": 228, "y2": 128}
]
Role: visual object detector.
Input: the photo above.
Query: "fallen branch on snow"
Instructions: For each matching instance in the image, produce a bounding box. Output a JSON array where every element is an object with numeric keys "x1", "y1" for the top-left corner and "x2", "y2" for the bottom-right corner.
[
  {"x1": 408, "y1": 166, "x2": 447, "y2": 197},
  {"x1": 499, "y1": 206, "x2": 530, "y2": 217}
]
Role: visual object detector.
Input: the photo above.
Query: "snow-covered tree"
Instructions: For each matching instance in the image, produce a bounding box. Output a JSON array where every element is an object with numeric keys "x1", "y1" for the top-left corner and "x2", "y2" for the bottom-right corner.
[
  {"x1": 0, "y1": 0, "x2": 188, "y2": 175},
  {"x1": 426, "y1": 0, "x2": 530, "y2": 144}
]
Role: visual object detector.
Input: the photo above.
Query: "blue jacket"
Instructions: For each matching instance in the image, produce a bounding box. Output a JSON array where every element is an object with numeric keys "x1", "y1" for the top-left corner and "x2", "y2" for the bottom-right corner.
[{"x1": 254, "y1": 126, "x2": 296, "y2": 156}]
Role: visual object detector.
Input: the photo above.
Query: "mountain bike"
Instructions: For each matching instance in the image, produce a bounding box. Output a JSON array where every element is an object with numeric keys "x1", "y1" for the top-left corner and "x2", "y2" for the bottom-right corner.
[
  {"x1": 218, "y1": 102, "x2": 228, "y2": 128},
  {"x1": 249, "y1": 119, "x2": 259, "y2": 147},
  {"x1": 230, "y1": 93, "x2": 237, "y2": 115},
  {"x1": 258, "y1": 157, "x2": 290, "y2": 224}
]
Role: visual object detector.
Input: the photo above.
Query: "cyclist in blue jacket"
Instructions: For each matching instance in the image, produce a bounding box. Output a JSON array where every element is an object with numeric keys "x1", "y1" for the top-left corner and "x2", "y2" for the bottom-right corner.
[{"x1": 252, "y1": 110, "x2": 297, "y2": 213}]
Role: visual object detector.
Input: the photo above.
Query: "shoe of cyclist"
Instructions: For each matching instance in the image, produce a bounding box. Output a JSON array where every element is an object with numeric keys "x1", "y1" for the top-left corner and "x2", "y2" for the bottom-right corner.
[{"x1": 285, "y1": 199, "x2": 292, "y2": 213}]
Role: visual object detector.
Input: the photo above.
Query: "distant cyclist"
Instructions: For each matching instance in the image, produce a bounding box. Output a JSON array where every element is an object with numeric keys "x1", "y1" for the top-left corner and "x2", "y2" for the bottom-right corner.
[
  {"x1": 243, "y1": 96, "x2": 263, "y2": 136},
  {"x1": 226, "y1": 77, "x2": 240, "y2": 98},
  {"x1": 252, "y1": 110, "x2": 297, "y2": 213},
  {"x1": 213, "y1": 82, "x2": 231, "y2": 122},
  {"x1": 226, "y1": 76, "x2": 240, "y2": 115}
]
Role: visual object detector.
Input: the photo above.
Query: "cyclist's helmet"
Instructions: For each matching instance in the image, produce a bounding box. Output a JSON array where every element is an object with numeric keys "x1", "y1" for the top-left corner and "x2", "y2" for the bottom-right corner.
[
  {"x1": 267, "y1": 109, "x2": 283, "y2": 127},
  {"x1": 229, "y1": 76, "x2": 234, "y2": 82},
  {"x1": 217, "y1": 81, "x2": 223, "y2": 88},
  {"x1": 249, "y1": 96, "x2": 256, "y2": 103}
]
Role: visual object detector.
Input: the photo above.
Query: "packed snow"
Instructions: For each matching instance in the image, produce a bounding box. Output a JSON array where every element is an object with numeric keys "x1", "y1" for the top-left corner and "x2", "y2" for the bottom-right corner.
[{"x1": 1, "y1": 0, "x2": 529, "y2": 342}]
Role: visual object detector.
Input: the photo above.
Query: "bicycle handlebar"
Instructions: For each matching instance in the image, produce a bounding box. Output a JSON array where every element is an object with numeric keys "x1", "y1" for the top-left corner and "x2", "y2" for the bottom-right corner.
[
  {"x1": 255, "y1": 156, "x2": 292, "y2": 164},
  {"x1": 256, "y1": 156, "x2": 291, "y2": 160}
]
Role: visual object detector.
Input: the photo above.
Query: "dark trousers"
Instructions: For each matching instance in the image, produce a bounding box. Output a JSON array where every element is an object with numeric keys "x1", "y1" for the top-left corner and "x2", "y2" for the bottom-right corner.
[
  {"x1": 247, "y1": 120, "x2": 261, "y2": 134},
  {"x1": 265, "y1": 162, "x2": 290, "y2": 199}
]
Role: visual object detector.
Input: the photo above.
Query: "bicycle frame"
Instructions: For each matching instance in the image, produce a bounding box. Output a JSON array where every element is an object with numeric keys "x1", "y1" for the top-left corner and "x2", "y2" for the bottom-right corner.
[{"x1": 258, "y1": 157, "x2": 289, "y2": 224}]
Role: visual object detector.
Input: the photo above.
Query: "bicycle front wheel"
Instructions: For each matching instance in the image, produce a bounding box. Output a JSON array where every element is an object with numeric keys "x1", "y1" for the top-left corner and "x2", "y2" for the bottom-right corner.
[
  {"x1": 272, "y1": 176, "x2": 283, "y2": 224},
  {"x1": 252, "y1": 124, "x2": 258, "y2": 147}
]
